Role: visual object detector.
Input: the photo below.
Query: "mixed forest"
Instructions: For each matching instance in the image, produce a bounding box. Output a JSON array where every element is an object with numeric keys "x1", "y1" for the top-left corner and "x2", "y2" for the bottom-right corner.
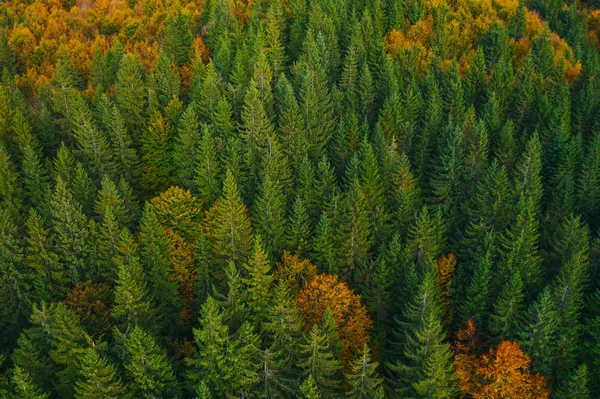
[{"x1": 0, "y1": 0, "x2": 600, "y2": 397}]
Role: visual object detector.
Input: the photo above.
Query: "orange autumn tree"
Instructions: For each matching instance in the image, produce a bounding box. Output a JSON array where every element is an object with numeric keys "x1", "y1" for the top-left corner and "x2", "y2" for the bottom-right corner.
[
  {"x1": 295, "y1": 274, "x2": 372, "y2": 365},
  {"x1": 64, "y1": 280, "x2": 113, "y2": 338},
  {"x1": 275, "y1": 251, "x2": 318, "y2": 294},
  {"x1": 456, "y1": 320, "x2": 551, "y2": 399},
  {"x1": 435, "y1": 252, "x2": 456, "y2": 308}
]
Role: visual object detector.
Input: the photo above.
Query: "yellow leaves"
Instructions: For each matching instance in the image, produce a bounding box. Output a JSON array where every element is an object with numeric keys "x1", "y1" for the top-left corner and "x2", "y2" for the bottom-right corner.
[
  {"x1": 149, "y1": 186, "x2": 204, "y2": 240},
  {"x1": 551, "y1": 32, "x2": 582, "y2": 83},
  {"x1": 295, "y1": 274, "x2": 372, "y2": 366},
  {"x1": 525, "y1": 10, "x2": 545, "y2": 37},
  {"x1": 164, "y1": 228, "x2": 197, "y2": 323},
  {"x1": 275, "y1": 251, "x2": 318, "y2": 294},
  {"x1": 385, "y1": 20, "x2": 433, "y2": 73}
]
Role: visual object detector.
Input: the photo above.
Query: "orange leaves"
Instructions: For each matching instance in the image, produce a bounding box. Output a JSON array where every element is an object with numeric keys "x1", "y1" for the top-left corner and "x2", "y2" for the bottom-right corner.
[
  {"x1": 435, "y1": 253, "x2": 456, "y2": 308},
  {"x1": 550, "y1": 32, "x2": 582, "y2": 83},
  {"x1": 64, "y1": 280, "x2": 113, "y2": 337},
  {"x1": 295, "y1": 274, "x2": 372, "y2": 365},
  {"x1": 456, "y1": 321, "x2": 551, "y2": 399},
  {"x1": 275, "y1": 251, "x2": 318, "y2": 294}
]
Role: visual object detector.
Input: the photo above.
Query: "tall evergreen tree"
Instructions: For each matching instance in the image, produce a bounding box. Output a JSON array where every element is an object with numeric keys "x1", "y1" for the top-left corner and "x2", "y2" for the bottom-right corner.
[
  {"x1": 205, "y1": 169, "x2": 253, "y2": 267},
  {"x1": 122, "y1": 326, "x2": 178, "y2": 398}
]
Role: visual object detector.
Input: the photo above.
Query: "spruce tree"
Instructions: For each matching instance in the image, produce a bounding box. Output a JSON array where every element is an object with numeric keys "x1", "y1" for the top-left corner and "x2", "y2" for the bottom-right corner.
[
  {"x1": 345, "y1": 344, "x2": 383, "y2": 398},
  {"x1": 139, "y1": 205, "x2": 181, "y2": 332},
  {"x1": 122, "y1": 326, "x2": 178, "y2": 398},
  {"x1": 205, "y1": 169, "x2": 253, "y2": 267},
  {"x1": 50, "y1": 177, "x2": 91, "y2": 284},
  {"x1": 12, "y1": 366, "x2": 50, "y2": 399},
  {"x1": 387, "y1": 270, "x2": 456, "y2": 398},
  {"x1": 287, "y1": 196, "x2": 312, "y2": 259},
  {"x1": 25, "y1": 209, "x2": 65, "y2": 301},
  {"x1": 254, "y1": 175, "x2": 286, "y2": 258},
  {"x1": 115, "y1": 54, "x2": 146, "y2": 138},
  {"x1": 298, "y1": 325, "x2": 342, "y2": 397},
  {"x1": 74, "y1": 349, "x2": 128, "y2": 399},
  {"x1": 191, "y1": 297, "x2": 229, "y2": 395},
  {"x1": 242, "y1": 237, "x2": 274, "y2": 329}
]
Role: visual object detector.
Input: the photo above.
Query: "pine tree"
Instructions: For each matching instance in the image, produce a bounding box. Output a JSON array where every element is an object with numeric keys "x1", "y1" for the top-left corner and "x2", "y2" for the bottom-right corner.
[
  {"x1": 0, "y1": 142, "x2": 22, "y2": 225},
  {"x1": 298, "y1": 325, "x2": 342, "y2": 397},
  {"x1": 74, "y1": 349, "x2": 128, "y2": 399},
  {"x1": 115, "y1": 54, "x2": 146, "y2": 138},
  {"x1": 194, "y1": 125, "x2": 222, "y2": 207},
  {"x1": 122, "y1": 326, "x2": 178, "y2": 398},
  {"x1": 556, "y1": 364, "x2": 590, "y2": 399},
  {"x1": 498, "y1": 196, "x2": 541, "y2": 292},
  {"x1": 518, "y1": 287, "x2": 559, "y2": 380},
  {"x1": 287, "y1": 196, "x2": 312, "y2": 259},
  {"x1": 345, "y1": 344, "x2": 383, "y2": 398},
  {"x1": 30, "y1": 303, "x2": 92, "y2": 397},
  {"x1": 406, "y1": 206, "x2": 445, "y2": 272},
  {"x1": 276, "y1": 74, "x2": 307, "y2": 170},
  {"x1": 152, "y1": 50, "x2": 181, "y2": 110},
  {"x1": 339, "y1": 179, "x2": 373, "y2": 279},
  {"x1": 12, "y1": 366, "x2": 49, "y2": 399},
  {"x1": 0, "y1": 213, "x2": 30, "y2": 350},
  {"x1": 25, "y1": 209, "x2": 64, "y2": 301},
  {"x1": 94, "y1": 175, "x2": 129, "y2": 228},
  {"x1": 105, "y1": 104, "x2": 140, "y2": 187},
  {"x1": 301, "y1": 375, "x2": 321, "y2": 399},
  {"x1": 313, "y1": 214, "x2": 337, "y2": 274},
  {"x1": 139, "y1": 205, "x2": 181, "y2": 332},
  {"x1": 50, "y1": 177, "x2": 91, "y2": 284},
  {"x1": 392, "y1": 153, "x2": 422, "y2": 239},
  {"x1": 162, "y1": 9, "x2": 193, "y2": 67},
  {"x1": 112, "y1": 231, "x2": 154, "y2": 333},
  {"x1": 264, "y1": 280, "x2": 303, "y2": 372},
  {"x1": 459, "y1": 235, "x2": 494, "y2": 328},
  {"x1": 71, "y1": 95, "x2": 115, "y2": 183},
  {"x1": 241, "y1": 80, "x2": 275, "y2": 194},
  {"x1": 489, "y1": 271, "x2": 525, "y2": 341},
  {"x1": 195, "y1": 382, "x2": 212, "y2": 399},
  {"x1": 191, "y1": 297, "x2": 229, "y2": 395},
  {"x1": 140, "y1": 111, "x2": 174, "y2": 195},
  {"x1": 173, "y1": 104, "x2": 201, "y2": 190},
  {"x1": 243, "y1": 237, "x2": 274, "y2": 329},
  {"x1": 254, "y1": 175, "x2": 286, "y2": 258},
  {"x1": 387, "y1": 270, "x2": 456, "y2": 398},
  {"x1": 205, "y1": 169, "x2": 253, "y2": 267}
]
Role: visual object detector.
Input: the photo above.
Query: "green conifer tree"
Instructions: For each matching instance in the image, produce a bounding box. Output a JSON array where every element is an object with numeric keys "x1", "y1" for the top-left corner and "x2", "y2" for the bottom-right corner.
[
  {"x1": 74, "y1": 349, "x2": 128, "y2": 399},
  {"x1": 298, "y1": 325, "x2": 342, "y2": 397},
  {"x1": 205, "y1": 169, "x2": 253, "y2": 267},
  {"x1": 345, "y1": 344, "x2": 383, "y2": 398},
  {"x1": 122, "y1": 326, "x2": 178, "y2": 398}
]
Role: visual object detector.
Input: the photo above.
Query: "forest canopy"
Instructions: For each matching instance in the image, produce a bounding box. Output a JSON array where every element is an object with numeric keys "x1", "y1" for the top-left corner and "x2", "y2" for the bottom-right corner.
[{"x1": 0, "y1": 0, "x2": 599, "y2": 397}]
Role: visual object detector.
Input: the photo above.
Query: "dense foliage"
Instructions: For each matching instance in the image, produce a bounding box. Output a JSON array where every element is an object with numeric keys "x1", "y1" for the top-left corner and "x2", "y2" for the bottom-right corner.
[{"x1": 0, "y1": 0, "x2": 599, "y2": 397}]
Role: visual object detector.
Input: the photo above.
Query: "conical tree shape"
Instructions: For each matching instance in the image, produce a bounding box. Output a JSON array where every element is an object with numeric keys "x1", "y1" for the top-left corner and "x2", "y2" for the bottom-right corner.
[
  {"x1": 74, "y1": 349, "x2": 128, "y2": 399},
  {"x1": 254, "y1": 175, "x2": 286, "y2": 258},
  {"x1": 345, "y1": 344, "x2": 383, "y2": 398},
  {"x1": 191, "y1": 297, "x2": 229, "y2": 395},
  {"x1": 50, "y1": 177, "x2": 90, "y2": 284},
  {"x1": 115, "y1": 54, "x2": 146, "y2": 136},
  {"x1": 298, "y1": 325, "x2": 341, "y2": 397},
  {"x1": 122, "y1": 326, "x2": 178, "y2": 398},
  {"x1": 489, "y1": 271, "x2": 525, "y2": 341},
  {"x1": 25, "y1": 209, "x2": 65, "y2": 301},
  {"x1": 242, "y1": 236, "x2": 274, "y2": 329},
  {"x1": 12, "y1": 366, "x2": 50, "y2": 399},
  {"x1": 112, "y1": 230, "x2": 154, "y2": 333},
  {"x1": 139, "y1": 205, "x2": 181, "y2": 332},
  {"x1": 205, "y1": 169, "x2": 253, "y2": 267}
]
